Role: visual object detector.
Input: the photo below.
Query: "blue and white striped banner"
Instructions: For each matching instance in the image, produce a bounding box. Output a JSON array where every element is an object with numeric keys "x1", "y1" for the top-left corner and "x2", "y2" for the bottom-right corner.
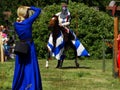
[
  {"x1": 47, "y1": 30, "x2": 90, "y2": 60},
  {"x1": 47, "y1": 31, "x2": 65, "y2": 60},
  {"x1": 72, "y1": 39, "x2": 90, "y2": 56},
  {"x1": 71, "y1": 30, "x2": 90, "y2": 57}
]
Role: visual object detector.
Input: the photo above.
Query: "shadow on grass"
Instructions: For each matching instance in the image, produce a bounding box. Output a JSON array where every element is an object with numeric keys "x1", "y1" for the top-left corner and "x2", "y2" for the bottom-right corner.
[
  {"x1": 60, "y1": 66, "x2": 91, "y2": 69},
  {"x1": 0, "y1": 87, "x2": 12, "y2": 90}
]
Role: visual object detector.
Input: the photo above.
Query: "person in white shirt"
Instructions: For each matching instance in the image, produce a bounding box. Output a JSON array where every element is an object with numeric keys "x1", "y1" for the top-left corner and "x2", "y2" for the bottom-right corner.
[{"x1": 55, "y1": 3, "x2": 71, "y2": 33}]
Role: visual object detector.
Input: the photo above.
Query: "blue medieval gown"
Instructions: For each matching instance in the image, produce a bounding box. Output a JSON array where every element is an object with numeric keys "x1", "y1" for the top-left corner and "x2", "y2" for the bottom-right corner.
[{"x1": 12, "y1": 6, "x2": 42, "y2": 90}]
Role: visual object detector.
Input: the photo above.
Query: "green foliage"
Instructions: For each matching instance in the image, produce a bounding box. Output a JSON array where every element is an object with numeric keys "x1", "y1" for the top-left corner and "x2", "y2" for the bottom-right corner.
[
  {"x1": 71, "y1": 0, "x2": 112, "y2": 11},
  {"x1": 70, "y1": 3, "x2": 113, "y2": 59},
  {"x1": 33, "y1": 2, "x2": 113, "y2": 59},
  {"x1": 0, "y1": 1, "x2": 113, "y2": 59}
]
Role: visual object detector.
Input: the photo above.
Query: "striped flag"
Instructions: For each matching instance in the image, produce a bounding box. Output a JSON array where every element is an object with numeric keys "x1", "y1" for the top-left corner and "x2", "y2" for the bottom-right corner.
[
  {"x1": 72, "y1": 39, "x2": 90, "y2": 56},
  {"x1": 47, "y1": 30, "x2": 90, "y2": 60},
  {"x1": 47, "y1": 31, "x2": 65, "y2": 60},
  {"x1": 71, "y1": 30, "x2": 90, "y2": 57}
]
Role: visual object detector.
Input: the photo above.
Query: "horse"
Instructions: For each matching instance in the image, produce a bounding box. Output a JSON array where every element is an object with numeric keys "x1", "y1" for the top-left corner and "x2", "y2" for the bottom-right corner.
[{"x1": 46, "y1": 15, "x2": 80, "y2": 68}]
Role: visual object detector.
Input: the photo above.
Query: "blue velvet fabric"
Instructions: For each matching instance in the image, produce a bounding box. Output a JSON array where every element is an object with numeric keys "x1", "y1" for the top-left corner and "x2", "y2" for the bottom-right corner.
[{"x1": 12, "y1": 6, "x2": 42, "y2": 90}]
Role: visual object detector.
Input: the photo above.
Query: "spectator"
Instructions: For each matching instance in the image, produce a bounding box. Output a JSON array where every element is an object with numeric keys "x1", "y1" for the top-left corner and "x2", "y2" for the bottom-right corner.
[{"x1": 12, "y1": 6, "x2": 42, "y2": 90}]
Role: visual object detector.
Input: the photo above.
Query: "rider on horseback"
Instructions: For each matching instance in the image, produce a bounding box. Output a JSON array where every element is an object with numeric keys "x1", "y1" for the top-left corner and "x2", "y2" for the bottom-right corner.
[
  {"x1": 55, "y1": 3, "x2": 70, "y2": 34},
  {"x1": 55, "y1": 3, "x2": 75, "y2": 68},
  {"x1": 46, "y1": 2, "x2": 90, "y2": 68}
]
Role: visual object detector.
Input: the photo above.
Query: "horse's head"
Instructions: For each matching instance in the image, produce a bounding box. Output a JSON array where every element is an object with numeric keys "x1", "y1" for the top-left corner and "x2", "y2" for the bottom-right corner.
[
  {"x1": 48, "y1": 15, "x2": 59, "y2": 30},
  {"x1": 48, "y1": 15, "x2": 60, "y2": 47}
]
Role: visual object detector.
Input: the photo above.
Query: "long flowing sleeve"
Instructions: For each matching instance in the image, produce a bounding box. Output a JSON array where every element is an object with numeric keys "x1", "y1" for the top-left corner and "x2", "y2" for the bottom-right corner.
[{"x1": 25, "y1": 6, "x2": 41, "y2": 23}]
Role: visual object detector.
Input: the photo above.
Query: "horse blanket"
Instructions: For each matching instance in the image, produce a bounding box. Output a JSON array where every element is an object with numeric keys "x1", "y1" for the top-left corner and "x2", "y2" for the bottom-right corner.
[{"x1": 47, "y1": 30, "x2": 90, "y2": 60}]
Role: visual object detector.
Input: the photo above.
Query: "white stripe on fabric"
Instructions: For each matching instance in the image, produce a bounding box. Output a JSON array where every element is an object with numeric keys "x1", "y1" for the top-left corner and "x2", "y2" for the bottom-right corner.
[
  {"x1": 72, "y1": 40, "x2": 84, "y2": 56},
  {"x1": 48, "y1": 34, "x2": 53, "y2": 46},
  {"x1": 56, "y1": 33, "x2": 64, "y2": 47},
  {"x1": 77, "y1": 43, "x2": 85, "y2": 56},
  {"x1": 55, "y1": 48, "x2": 64, "y2": 60},
  {"x1": 47, "y1": 31, "x2": 64, "y2": 60},
  {"x1": 47, "y1": 30, "x2": 90, "y2": 60}
]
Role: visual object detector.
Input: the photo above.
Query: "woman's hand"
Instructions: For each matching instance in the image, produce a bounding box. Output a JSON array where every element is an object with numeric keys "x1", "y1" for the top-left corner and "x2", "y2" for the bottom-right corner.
[
  {"x1": 24, "y1": 6, "x2": 30, "y2": 9},
  {"x1": 59, "y1": 23, "x2": 63, "y2": 27},
  {"x1": 64, "y1": 27, "x2": 69, "y2": 33}
]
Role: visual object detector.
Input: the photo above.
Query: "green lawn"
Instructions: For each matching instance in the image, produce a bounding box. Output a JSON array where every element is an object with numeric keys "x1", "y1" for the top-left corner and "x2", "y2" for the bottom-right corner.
[{"x1": 0, "y1": 59, "x2": 120, "y2": 90}]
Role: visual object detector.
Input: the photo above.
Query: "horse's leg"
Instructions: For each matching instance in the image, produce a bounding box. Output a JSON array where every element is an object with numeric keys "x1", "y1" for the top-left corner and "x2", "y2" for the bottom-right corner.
[
  {"x1": 73, "y1": 45, "x2": 79, "y2": 68},
  {"x1": 46, "y1": 49, "x2": 51, "y2": 68},
  {"x1": 75, "y1": 55, "x2": 79, "y2": 68},
  {"x1": 56, "y1": 60, "x2": 64, "y2": 68},
  {"x1": 56, "y1": 55, "x2": 65, "y2": 68},
  {"x1": 56, "y1": 60, "x2": 61, "y2": 68},
  {"x1": 69, "y1": 40, "x2": 79, "y2": 68}
]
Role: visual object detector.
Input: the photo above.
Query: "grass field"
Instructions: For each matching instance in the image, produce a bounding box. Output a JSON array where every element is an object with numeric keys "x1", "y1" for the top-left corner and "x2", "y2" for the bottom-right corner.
[{"x1": 0, "y1": 59, "x2": 120, "y2": 90}]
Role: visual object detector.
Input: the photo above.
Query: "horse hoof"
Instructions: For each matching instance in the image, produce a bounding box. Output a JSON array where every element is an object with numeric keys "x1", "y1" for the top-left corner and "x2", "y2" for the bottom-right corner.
[
  {"x1": 58, "y1": 67, "x2": 62, "y2": 69},
  {"x1": 56, "y1": 64, "x2": 60, "y2": 68},
  {"x1": 56, "y1": 65, "x2": 62, "y2": 69},
  {"x1": 57, "y1": 66, "x2": 62, "y2": 69},
  {"x1": 46, "y1": 61, "x2": 49, "y2": 68},
  {"x1": 56, "y1": 66, "x2": 59, "y2": 68},
  {"x1": 45, "y1": 64, "x2": 49, "y2": 68},
  {"x1": 76, "y1": 63, "x2": 79, "y2": 68}
]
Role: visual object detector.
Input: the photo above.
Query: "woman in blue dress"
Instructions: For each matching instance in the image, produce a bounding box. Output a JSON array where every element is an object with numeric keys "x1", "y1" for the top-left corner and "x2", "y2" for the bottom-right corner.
[{"x1": 12, "y1": 6, "x2": 42, "y2": 90}]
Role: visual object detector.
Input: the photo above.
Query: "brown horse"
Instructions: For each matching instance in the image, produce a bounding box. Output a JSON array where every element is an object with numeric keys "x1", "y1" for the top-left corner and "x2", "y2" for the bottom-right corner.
[{"x1": 46, "y1": 15, "x2": 79, "y2": 68}]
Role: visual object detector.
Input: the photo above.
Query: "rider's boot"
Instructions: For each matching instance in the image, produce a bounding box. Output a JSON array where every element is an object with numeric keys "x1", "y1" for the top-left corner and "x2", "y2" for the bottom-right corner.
[
  {"x1": 58, "y1": 55, "x2": 65, "y2": 68},
  {"x1": 56, "y1": 60, "x2": 61, "y2": 68},
  {"x1": 59, "y1": 60, "x2": 64, "y2": 69}
]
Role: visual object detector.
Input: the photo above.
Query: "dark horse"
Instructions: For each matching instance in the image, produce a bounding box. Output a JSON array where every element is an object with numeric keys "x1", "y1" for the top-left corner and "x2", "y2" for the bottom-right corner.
[{"x1": 46, "y1": 15, "x2": 79, "y2": 68}]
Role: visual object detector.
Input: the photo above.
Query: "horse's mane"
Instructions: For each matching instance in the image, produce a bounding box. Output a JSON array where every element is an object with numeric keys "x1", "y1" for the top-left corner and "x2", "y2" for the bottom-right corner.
[
  {"x1": 52, "y1": 15, "x2": 58, "y2": 18},
  {"x1": 48, "y1": 15, "x2": 60, "y2": 46}
]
